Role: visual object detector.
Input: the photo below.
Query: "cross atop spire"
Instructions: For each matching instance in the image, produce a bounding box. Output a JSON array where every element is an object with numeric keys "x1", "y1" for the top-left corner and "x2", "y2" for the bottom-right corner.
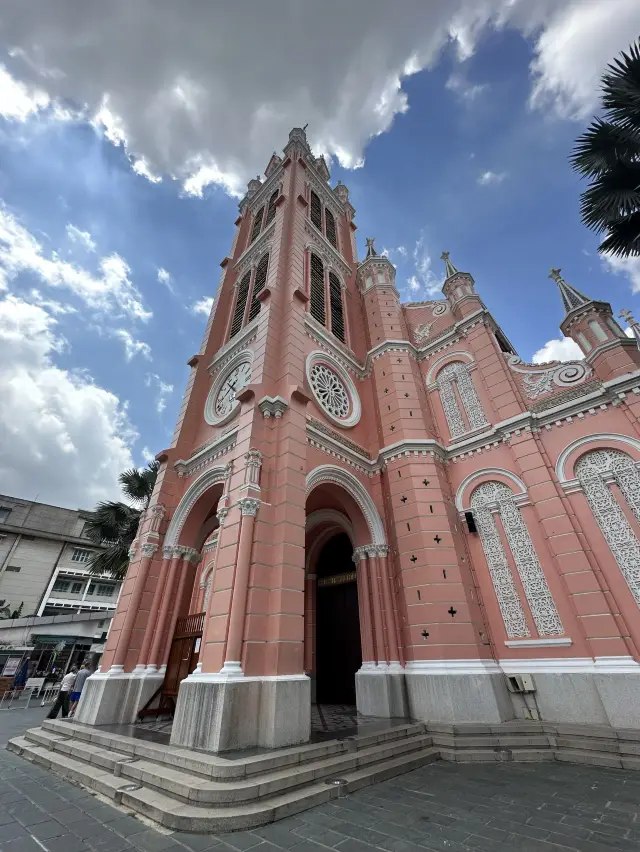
[
  {"x1": 549, "y1": 267, "x2": 591, "y2": 315},
  {"x1": 441, "y1": 251, "x2": 458, "y2": 279},
  {"x1": 365, "y1": 237, "x2": 378, "y2": 258}
]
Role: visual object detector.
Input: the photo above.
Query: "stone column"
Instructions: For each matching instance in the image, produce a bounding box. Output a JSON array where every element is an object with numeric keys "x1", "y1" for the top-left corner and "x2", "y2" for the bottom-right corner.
[
  {"x1": 366, "y1": 546, "x2": 387, "y2": 666},
  {"x1": 139, "y1": 545, "x2": 173, "y2": 670},
  {"x1": 221, "y1": 497, "x2": 260, "y2": 675},
  {"x1": 147, "y1": 548, "x2": 183, "y2": 670},
  {"x1": 110, "y1": 543, "x2": 157, "y2": 672},
  {"x1": 377, "y1": 546, "x2": 402, "y2": 669},
  {"x1": 353, "y1": 548, "x2": 375, "y2": 666}
]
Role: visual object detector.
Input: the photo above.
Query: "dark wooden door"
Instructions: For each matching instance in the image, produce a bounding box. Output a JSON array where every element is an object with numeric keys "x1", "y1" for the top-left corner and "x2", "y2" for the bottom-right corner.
[
  {"x1": 316, "y1": 580, "x2": 362, "y2": 704},
  {"x1": 163, "y1": 613, "x2": 203, "y2": 697}
]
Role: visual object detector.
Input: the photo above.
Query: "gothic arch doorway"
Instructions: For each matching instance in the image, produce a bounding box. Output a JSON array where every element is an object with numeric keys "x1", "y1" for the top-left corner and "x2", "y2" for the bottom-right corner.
[{"x1": 314, "y1": 532, "x2": 361, "y2": 704}]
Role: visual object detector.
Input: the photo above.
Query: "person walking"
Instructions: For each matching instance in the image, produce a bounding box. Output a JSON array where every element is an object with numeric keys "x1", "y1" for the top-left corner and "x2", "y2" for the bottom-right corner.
[
  {"x1": 69, "y1": 661, "x2": 92, "y2": 717},
  {"x1": 47, "y1": 666, "x2": 77, "y2": 719}
]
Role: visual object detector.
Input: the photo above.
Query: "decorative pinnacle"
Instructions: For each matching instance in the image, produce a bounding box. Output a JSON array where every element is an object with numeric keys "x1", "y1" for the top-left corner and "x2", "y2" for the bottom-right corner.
[
  {"x1": 548, "y1": 266, "x2": 591, "y2": 315},
  {"x1": 620, "y1": 308, "x2": 636, "y2": 325},
  {"x1": 441, "y1": 251, "x2": 458, "y2": 279},
  {"x1": 365, "y1": 237, "x2": 378, "y2": 258}
]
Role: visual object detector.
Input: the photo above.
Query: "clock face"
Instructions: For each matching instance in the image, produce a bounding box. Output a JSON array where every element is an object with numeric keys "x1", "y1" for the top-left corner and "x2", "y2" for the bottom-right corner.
[{"x1": 214, "y1": 362, "x2": 251, "y2": 417}]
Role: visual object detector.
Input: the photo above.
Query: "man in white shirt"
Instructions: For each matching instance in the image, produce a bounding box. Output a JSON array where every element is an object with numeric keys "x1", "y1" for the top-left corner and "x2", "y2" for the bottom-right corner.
[{"x1": 47, "y1": 665, "x2": 77, "y2": 719}]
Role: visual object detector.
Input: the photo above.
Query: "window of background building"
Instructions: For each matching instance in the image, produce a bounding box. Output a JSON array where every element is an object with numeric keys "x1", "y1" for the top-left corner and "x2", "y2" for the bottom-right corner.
[
  {"x1": 5, "y1": 565, "x2": 20, "y2": 572},
  {"x1": 71, "y1": 582, "x2": 84, "y2": 594},
  {"x1": 71, "y1": 547, "x2": 92, "y2": 563},
  {"x1": 0, "y1": 508, "x2": 12, "y2": 523},
  {"x1": 52, "y1": 580, "x2": 70, "y2": 592},
  {"x1": 96, "y1": 584, "x2": 115, "y2": 597}
]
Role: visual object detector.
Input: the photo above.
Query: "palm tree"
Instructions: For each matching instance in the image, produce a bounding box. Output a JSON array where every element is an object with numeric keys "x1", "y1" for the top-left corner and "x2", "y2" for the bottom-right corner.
[
  {"x1": 570, "y1": 40, "x2": 640, "y2": 258},
  {"x1": 84, "y1": 461, "x2": 159, "y2": 582}
]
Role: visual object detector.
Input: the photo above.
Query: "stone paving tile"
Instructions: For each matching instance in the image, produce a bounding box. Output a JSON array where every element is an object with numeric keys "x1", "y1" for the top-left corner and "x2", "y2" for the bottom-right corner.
[{"x1": 3, "y1": 708, "x2": 640, "y2": 852}]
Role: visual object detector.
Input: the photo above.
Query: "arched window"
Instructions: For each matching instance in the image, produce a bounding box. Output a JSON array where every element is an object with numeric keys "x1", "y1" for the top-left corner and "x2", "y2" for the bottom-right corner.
[
  {"x1": 229, "y1": 271, "x2": 251, "y2": 338},
  {"x1": 575, "y1": 449, "x2": 640, "y2": 606},
  {"x1": 310, "y1": 191, "x2": 323, "y2": 231},
  {"x1": 325, "y1": 209, "x2": 337, "y2": 249},
  {"x1": 437, "y1": 362, "x2": 488, "y2": 440},
  {"x1": 471, "y1": 481, "x2": 564, "y2": 638},
  {"x1": 247, "y1": 253, "x2": 269, "y2": 322},
  {"x1": 329, "y1": 271, "x2": 345, "y2": 342},
  {"x1": 249, "y1": 206, "x2": 265, "y2": 244},
  {"x1": 310, "y1": 253, "x2": 326, "y2": 325},
  {"x1": 263, "y1": 190, "x2": 278, "y2": 229}
]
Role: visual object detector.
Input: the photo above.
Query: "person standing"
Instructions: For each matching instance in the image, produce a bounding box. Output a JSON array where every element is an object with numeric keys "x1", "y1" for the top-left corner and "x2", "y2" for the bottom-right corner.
[
  {"x1": 69, "y1": 661, "x2": 91, "y2": 717},
  {"x1": 47, "y1": 666, "x2": 77, "y2": 719}
]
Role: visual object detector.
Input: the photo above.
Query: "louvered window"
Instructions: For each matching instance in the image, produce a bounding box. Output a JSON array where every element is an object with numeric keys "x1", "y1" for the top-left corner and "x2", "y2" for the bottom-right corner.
[
  {"x1": 248, "y1": 253, "x2": 269, "y2": 322},
  {"x1": 250, "y1": 207, "x2": 264, "y2": 243},
  {"x1": 310, "y1": 191, "x2": 322, "y2": 231},
  {"x1": 329, "y1": 272, "x2": 345, "y2": 342},
  {"x1": 264, "y1": 190, "x2": 278, "y2": 229},
  {"x1": 325, "y1": 209, "x2": 337, "y2": 249},
  {"x1": 229, "y1": 272, "x2": 251, "y2": 338},
  {"x1": 309, "y1": 253, "x2": 326, "y2": 326}
]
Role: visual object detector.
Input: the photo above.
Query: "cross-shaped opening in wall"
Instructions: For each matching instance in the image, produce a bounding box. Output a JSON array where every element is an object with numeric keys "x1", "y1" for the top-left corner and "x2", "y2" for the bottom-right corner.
[
  {"x1": 434, "y1": 535, "x2": 442, "y2": 543},
  {"x1": 410, "y1": 554, "x2": 417, "y2": 563},
  {"x1": 448, "y1": 607, "x2": 457, "y2": 617},
  {"x1": 401, "y1": 496, "x2": 407, "y2": 503},
  {"x1": 421, "y1": 630, "x2": 429, "y2": 639}
]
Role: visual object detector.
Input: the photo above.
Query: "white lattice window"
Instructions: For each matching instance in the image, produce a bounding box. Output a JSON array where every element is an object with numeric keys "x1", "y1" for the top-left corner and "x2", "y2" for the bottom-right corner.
[
  {"x1": 437, "y1": 362, "x2": 488, "y2": 441},
  {"x1": 470, "y1": 481, "x2": 564, "y2": 638},
  {"x1": 310, "y1": 364, "x2": 350, "y2": 418},
  {"x1": 575, "y1": 449, "x2": 640, "y2": 606}
]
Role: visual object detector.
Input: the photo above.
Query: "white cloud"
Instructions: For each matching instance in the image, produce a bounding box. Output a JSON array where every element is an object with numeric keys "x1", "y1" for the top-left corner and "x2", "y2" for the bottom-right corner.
[
  {"x1": 111, "y1": 328, "x2": 152, "y2": 362},
  {"x1": 407, "y1": 275, "x2": 420, "y2": 292},
  {"x1": 602, "y1": 254, "x2": 640, "y2": 294},
  {"x1": 0, "y1": 64, "x2": 50, "y2": 120},
  {"x1": 66, "y1": 223, "x2": 96, "y2": 253},
  {"x1": 446, "y1": 71, "x2": 487, "y2": 101},
  {"x1": 141, "y1": 445, "x2": 155, "y2": 463},
  {"x1": 477, "y1": 170, "x2": 507, "y2": 186},
  {"x1": 157, "y1": 266, "x2": 176, "y2": 296},
  {"x1": 131, "y1": 156, "x2": 162, "y2": 183},
  {"x1": 3, "y1": 2, "x2": 638, "y2": 195},
  {"x1": 192, "y1": 296, "x2": 214, "y2": 317},
  {"x1": 532, "y1": 336, "x2": 583, "y2": 364},
  {"x1": 0, "y1": 294, "x2": 136, "y2": 508},
  {"x1": 0, "y1": 203, "x2": 151, "y2": 321},
  {"x1": 411, "y1": 234, "x2": 444, "y2": 298},
  {"x1": 397, "y1": 245, "x2": 407, "y2": 258},
  {"x1": 145, "y1": 373, "x2": 174, "y2": 414},
  {"x1": 528, "y1": 0, "x2": 640, "y2": 119}
]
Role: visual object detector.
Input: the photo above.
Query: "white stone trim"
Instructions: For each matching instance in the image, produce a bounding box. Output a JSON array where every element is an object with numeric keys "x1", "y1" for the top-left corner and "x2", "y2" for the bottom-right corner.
[
  {"x1": 305, "y1": 464, "x2": 387, "y2": 545},
  {"x1": 306, "y1": 509, "x2": 355, "y2": 542},
  {"x1": 378, "y1": 438, "x2": 446, "y2": 465},
  {"x1": 404, "y1": 659, "x2": 501, "y2": 675},
  {"x1": 306, "y1": 350, "x2": 361, "y2": 429},
  {"x1": 204, "y1": 349, "x2": 253, "y2": 427},
  {"x1": 425, "y1": 350, "x2": 475, "y2": 387},
  {"x1": 555, "y1": 433, "x2": 640, "y2": 482},
  {"x1": 500, "y1": 655, "x2": 640, "y2": 674},
  {"x1": 165, "y1": 465, "x2": 229, "y2": 547},
  {"x1": 207, "y1": 316, "x2": 259, "y2": 375},
  {"x1": 455, "y1": 468, "x2": 528, "y2": 512},
  {"x1": 174, "y1": 429, "x2": 238, "y2": 479},
  {"x1": 504, "y1": 638, "x2": 573, "y2": 648}
]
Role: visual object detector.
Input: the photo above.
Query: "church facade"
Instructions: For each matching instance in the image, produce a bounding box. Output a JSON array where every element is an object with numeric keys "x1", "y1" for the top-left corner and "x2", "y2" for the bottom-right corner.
[{"x1": 77, "y1": 128, "x2": 640, "y2": 752}]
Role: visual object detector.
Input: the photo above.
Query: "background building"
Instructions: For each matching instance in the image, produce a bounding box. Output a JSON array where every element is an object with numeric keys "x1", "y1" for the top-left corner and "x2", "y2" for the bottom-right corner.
[{"x1": 0, "y1": 494, "x2": 120, "y2": 676}]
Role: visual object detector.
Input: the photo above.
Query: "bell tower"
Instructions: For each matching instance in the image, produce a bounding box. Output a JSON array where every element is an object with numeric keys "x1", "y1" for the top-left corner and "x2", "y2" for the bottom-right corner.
[{"x1": 550, "y1": 267, "x2": 640, "y2": 381}]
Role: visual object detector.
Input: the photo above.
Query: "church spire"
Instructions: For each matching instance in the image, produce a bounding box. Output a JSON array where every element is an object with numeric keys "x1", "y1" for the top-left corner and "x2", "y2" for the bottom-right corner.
[
  {"x1": 549, "y1": 267, "x2": 591, "y2": 315},
  {"x1": 620, "y1": 309, "x2": 640, "y2": 350},
  {"x1": 365, "y1": 237, "x2": 378, "y2": 258},
  {"x1": 441, "y1": 251, "x2": 458, "y2": 279}
]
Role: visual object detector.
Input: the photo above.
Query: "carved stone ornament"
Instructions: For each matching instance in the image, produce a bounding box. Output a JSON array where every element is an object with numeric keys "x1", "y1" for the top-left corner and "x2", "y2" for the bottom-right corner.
[
  {"x1": 162, "y1": 544, "x2": 174, "y2": 560},
  {"x1": 507, "y1": 355, "x2": 591, "y2": 400},
  {"x1": 239, "y1": 497, "x2": 260, "y2": 517},
  {"x1": 149, "y1": 503, "x2": 165, "y2": 533},
  {"x1": 471, "y1": 481, "x2": 563, "y2": 638},
  {"x1": 306, "y1": 351, "x2": 361, "y2": 429},
  {"x1": 414, "y1": 322, "x2": 433, "y2": 343},
  {"x1": 140, "y1": 542, "x2": 158, "y2": 558},
  {"x1": 432, "y1": 303, "x2": 448, "y2": 317},
  {"x1": 576, "y1": 449, "x2": 640, "y2": 606},
  {"x1": 437, "y1": 362, "x2": 488, "y2": 440},
  {"x1": 259, "y1": 395, "x2": 288, "y2": 419}
]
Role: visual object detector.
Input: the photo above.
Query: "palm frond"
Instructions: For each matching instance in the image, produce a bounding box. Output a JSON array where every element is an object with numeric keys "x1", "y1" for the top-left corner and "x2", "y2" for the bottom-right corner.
[
  {"x1": 601, "y1": 40, "x2": 640, "y2": 128},
  {"x1": 578, "y1": 162, "x2": 640, "y2": 231},
  {"x1": 570, "y1": 118, "x2": 640, "y2": 177},
  {"x1": 87, "y1": 544, "x2": 131, "y2": 583},
  {"x1": 119, "y1": 461, "x2": 159, "y2": 507},
  {"x1": 598, "y1": 212, "x2": 640, "y2": 257}
]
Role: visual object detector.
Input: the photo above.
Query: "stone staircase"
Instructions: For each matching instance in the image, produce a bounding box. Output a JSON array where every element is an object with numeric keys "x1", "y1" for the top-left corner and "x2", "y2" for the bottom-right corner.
[
  {"x1": 7, "y1": 719, "x2": 640, "y2": 832},
  {"x1": 7, "y1": 719, "x2": 438, "y2": 832}
]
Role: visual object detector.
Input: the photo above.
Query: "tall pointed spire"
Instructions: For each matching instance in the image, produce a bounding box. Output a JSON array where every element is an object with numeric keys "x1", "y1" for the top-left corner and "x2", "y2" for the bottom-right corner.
[
  {"x1": 549, "y1": 267, "x2": 591, "y2": 315},
  {"x1": 365, "y1": 237, "x2": 378, "y2": 258},
  {"x1": 441, "y1": 251, "x2": 458, "y2": 279}
]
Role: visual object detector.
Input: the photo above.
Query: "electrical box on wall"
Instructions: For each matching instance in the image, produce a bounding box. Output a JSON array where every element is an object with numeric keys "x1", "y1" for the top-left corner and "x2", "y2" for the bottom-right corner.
[{"x1": 506, "y1": 674, "x2": 536, "y2": 694}]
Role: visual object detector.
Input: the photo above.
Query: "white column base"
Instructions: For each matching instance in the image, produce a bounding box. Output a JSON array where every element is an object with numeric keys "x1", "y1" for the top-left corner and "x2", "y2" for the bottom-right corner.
[
  {"x1": 356, "y1": 669, "x2": 408, "y2": 718},
  {"x1": 171, "y1": 674, "x2": 310, "y2": 752}
]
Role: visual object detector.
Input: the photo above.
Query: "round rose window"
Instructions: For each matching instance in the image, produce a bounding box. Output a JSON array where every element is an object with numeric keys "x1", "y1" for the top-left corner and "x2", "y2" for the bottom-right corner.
[{"x1": 310, "y1": 363, "x2": 350, "y2": 419}]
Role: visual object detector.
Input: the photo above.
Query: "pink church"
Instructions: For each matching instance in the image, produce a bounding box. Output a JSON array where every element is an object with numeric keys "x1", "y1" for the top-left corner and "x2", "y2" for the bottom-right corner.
[{"x1": 77, "y1": 127, "x2": 640, "y2": 752}]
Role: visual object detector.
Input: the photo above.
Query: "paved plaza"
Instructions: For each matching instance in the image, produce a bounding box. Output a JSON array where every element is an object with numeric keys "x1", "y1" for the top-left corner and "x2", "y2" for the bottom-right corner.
[{"x1": 1, "y1": 707, "x2": 640, "y2": 852}]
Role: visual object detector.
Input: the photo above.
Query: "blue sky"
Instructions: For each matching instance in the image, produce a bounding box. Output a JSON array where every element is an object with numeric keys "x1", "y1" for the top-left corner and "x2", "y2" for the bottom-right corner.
[{"x1": 1, "y1": 1, "x2": 639, "y2": 509}]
